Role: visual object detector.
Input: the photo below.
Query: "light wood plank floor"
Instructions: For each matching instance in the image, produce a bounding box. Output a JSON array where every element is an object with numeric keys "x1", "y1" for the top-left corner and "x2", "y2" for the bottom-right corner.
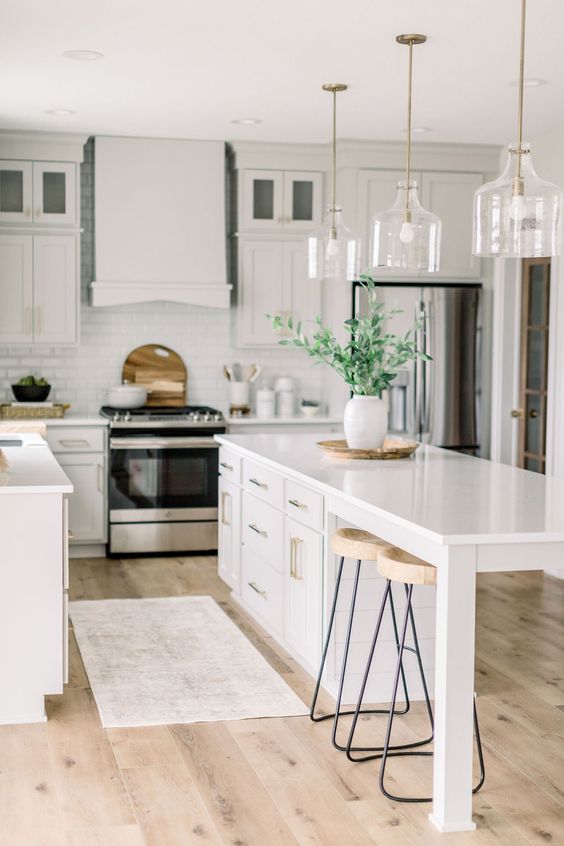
[{"x1": 1, "y1": 558, "x2": 564, "y2": 845}]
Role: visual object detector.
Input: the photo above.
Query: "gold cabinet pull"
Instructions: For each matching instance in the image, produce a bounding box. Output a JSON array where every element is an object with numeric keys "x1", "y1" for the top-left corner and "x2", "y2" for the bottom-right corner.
[
  {"x1": 248, "y1": 581, "x2": 267, "y2": 598},
  {"x1": 249, "y1": 477, "x2": 268, "y2": 490},
  {"x1": 24, "y1": 306, "x2": 32, "y2": 335},
  {"x1": 220, "y1": 461, "x2": 233, "y2": 471},
  {"x1": 290, "y1": 536, "x2": 304, "y2": 580},
  {"x1": 221, "y1": 490, "x2": 231, "y2": 526},
  {"x1": 248, "y1": 522, "x2": 267, "y2": 537},
  {"x1": 288, "y1": 498, "x2": 307, "y2": 510},
  {"x1": 97, "y1": 464, "x2": 104, "y2": 494}
]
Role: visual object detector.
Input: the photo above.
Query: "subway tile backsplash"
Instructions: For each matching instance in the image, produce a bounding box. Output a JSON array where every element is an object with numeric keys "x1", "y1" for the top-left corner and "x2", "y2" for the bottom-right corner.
[{"x1": 0, "y1": 140, "x2": 323, "y2": 416}]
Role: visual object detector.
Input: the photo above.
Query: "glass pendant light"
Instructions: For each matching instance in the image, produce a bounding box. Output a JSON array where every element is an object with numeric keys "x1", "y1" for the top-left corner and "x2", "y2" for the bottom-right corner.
[
  {"x1": 473, "y1": 0, "x2": 562, "y2": 258},
  {"x1": 371, "y1": 34, "x2": 441, "y2": 273},
  {"x1": 307, "y1": 84, "x2": 361, "y2": 282}
]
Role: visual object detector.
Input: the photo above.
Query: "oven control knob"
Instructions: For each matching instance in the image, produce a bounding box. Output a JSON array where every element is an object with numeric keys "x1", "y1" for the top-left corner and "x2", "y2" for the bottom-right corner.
[
  {"x1": 113, "y1": 412, "x2": 120, "y2": 422},
  {"x1": 193, "y1": 412, "x2": 201, "y2": 422},
  {"x1": 124, "y1": 411, "x2": 131, "y2": 422},
  {"x1": 203, "y1": 412, "x2": 211, "y2": 421},
  {"x1": 213, "y1": 413, "x2": 223, "y2": 421}
]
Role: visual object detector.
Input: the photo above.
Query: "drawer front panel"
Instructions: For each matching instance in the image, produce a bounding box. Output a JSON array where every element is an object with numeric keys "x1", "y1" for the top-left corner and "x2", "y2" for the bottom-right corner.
[
  {"x1": 47, "y1": 426, "x2": 105, "y2": 454},
  {"x1": 242, "y1": 492, "x2": 284, "y2": 573},
  {"x1": 242, "y1": 458, "x2": 283, "y2": 508},
  {"x1": 285, "y1": 478, "x2": 324, "y2": 532},
  {"x1": 219, "y1": 447, "x2": 242, "y2": 485},
  {"x1": 241, "y1": 547, "x2": 283, "y2": 634}
]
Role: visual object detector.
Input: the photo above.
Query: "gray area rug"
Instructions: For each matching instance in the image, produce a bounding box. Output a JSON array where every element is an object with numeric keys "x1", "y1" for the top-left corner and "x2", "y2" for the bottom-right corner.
[{"x1": 69, "y1": 595, "x2": 308, "y2": 728}]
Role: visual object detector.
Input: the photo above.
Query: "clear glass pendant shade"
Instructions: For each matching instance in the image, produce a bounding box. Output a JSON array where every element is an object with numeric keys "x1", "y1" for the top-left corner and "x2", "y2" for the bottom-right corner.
[
  {"x1": 370, "y1": 181, "x2": 441, "y2": 272},
  {"x1": 307, "y1": 206, "x2": 361, "y2": 282},
  {"x1": 473, "y1": 144, "x2": 562, "y2": 258}
]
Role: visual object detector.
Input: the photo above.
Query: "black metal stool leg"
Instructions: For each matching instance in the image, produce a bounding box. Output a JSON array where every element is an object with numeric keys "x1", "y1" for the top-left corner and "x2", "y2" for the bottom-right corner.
[
  {"x1": 310, "y1": 555, "x2": 345, "y2": 723},
  {"x1": 331, "y1": 559, "x2": 362, "y2": 750},
  {"x1": 379, "y1": 586, "x2": 486, "y2": 803}
]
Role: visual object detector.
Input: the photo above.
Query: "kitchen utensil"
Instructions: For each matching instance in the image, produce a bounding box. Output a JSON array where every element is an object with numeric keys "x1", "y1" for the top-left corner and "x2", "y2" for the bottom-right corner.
[
  {"x1": 247, "y1": 364, "x2": 262, "y2": 383},
  {"x1": 232, "y1": 362, "x2": 242, "y2": 381},
  {"x1": 107, "y1": 385, "x2": 148, "y2": 409},
  {"x1": 122, "y1": 344, "x2": 187, "y2": 407},
  {"x1": 317, "y1": 438, "x2": 419, "y2": 460},
  {"x1": 223, "y1": 365, "x2": 232, "y2": 381}
]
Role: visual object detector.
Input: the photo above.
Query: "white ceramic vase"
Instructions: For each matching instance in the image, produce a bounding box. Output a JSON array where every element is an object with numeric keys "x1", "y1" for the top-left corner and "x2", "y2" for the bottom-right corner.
[{"x1": 343, "y1": 395, "x2": 388, "y2": 449}]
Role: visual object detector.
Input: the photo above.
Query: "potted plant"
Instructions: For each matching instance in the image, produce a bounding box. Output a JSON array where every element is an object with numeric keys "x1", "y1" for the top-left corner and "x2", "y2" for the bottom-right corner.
[{"x1": 269, "y1": 275, "x2": 429, "y2": 449}]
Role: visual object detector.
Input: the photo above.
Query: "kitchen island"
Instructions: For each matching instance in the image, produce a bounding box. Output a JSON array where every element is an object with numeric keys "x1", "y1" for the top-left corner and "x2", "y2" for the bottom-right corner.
[
  {"x1": 0, "y1": 434, "x2": 73, "y2": 723},
  {"x1": 215, "y1": 431, "x2": 564, "y2": 834}
]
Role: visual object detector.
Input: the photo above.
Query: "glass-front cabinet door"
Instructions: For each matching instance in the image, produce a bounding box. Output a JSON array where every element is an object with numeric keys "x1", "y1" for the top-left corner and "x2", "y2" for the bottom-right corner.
[
  {"x1": 32, "y1": 162, "x2": 77, "y2": 225},
  {"x1": 282, "y1": 171, "x2": 323, "y2": 230},
  {"x1": 0, "y1": 161, "x2": 33, "y2": 223},
  {"x1": 242, "y1": 169, "x2": 284, "y2": 230}
]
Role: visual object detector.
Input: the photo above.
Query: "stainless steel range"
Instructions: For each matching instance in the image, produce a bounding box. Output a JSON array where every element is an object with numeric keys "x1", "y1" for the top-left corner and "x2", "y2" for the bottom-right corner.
[{"x1": 101, "y1": 405, "x2": 227, "y2": 555}]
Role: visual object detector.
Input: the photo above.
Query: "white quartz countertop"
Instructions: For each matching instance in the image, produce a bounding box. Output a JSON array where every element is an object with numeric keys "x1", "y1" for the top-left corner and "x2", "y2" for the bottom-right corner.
[
  {"x1": 216, "y1": 431, "x2": 564, "y2": 546},
  {"x1": 227, "y1": 415, "x2": 340, "y2": 425},
  {"x1": 0, "y1": 434, "x2": 73, "y2": 494},
  {"x1": 43, "y1": 415, "x2": 108, "y2": 427}
]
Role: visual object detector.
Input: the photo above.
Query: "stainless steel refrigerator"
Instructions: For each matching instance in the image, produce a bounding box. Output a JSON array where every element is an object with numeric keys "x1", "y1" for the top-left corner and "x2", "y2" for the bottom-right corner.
[{"x1": 353, "y1": 282, "x2": 482, "y2": 453}]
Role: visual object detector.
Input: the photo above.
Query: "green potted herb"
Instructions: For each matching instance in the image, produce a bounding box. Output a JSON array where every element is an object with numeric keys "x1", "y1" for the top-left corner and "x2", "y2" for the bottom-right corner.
[{"x1": 269, "y1": 275, "x2": 429, "y2": 449}]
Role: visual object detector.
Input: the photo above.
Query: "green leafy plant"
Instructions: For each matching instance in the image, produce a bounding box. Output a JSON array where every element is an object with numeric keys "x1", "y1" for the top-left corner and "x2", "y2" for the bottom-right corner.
[
  {"x1": 17, "y1": 375, "x2": 49, "y2": 386},
  {"x1": 268, "y1": 275, "x2": 430, "y2": 397}
]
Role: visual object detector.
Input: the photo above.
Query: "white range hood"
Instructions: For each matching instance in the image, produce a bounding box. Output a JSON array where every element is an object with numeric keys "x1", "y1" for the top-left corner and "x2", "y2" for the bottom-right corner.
[{"x1": 91, "y1": 136, "x2": 232, "y2": 309}]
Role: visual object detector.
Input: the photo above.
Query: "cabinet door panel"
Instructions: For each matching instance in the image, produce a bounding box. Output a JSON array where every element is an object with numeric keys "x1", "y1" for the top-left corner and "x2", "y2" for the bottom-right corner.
[
  {"x1": 33, "y1": 162, "x2": 77, "y2": 225},
  {"x1": 238, "y1": 240, "x2": 284, "y2": 346},
  {"x1": 33, "y1": 235, "x2": 77, "y2": 343},
  {"x1": 283, "y1": 171, "x2": 323, "y2": 230},
  {"x1": 421, "y1": 172, "x2": 482, "y2": 279},
  {"x1": 56, "y1": 455, "x2": 106, "y2": 543},
  {"x1": 241, "y1": 170, "x2": 283, "y2": 230},
  {"x1": 218, "y1": 475, "x2": 241, "y2": 593},
  {"x1": 283, "y1": 240, "x2": 322, "y2": 329},
  {"x1": 284, "y1": 516, "x2": 323, "y2": 670},
  {"x1": 0, "y1": 161, "x2": 33, "y2": 223},
  {"x1": 0, "y1": 233, "x2": 33, "y2": 342}
]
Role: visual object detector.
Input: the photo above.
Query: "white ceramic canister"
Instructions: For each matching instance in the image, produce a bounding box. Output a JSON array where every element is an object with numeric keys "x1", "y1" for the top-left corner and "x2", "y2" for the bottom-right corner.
[
  {"x1": 256, "y1": 388, "x2": 276, "y2": 419},
  {"x1": 275, "y1": 376, "x2": 295, "y2": 417},
  {"x1": 343, "y1": 395, "x2": 388, "y2": 449}
]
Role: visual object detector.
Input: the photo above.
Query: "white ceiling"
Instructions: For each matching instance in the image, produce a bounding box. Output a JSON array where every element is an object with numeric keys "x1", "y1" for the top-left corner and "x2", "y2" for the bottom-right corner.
[{"x1": 2, "y1": 0, "x2": 564, "y2": 146}]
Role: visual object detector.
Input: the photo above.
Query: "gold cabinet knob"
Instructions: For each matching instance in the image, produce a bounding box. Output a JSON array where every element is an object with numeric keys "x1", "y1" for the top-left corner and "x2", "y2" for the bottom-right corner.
[{"x1": 511, "y1": 408, "x2": 524, "y2": 419}]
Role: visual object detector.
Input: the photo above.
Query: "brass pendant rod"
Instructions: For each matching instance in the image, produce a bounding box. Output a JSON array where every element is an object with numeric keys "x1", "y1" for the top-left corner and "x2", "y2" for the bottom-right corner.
[
  {"x1": 517, "y1": 0, "x2": 527, "y2": 179},
  {"x1": 331, "y1": 87, "x2": 337, "y2": 232},
  {"x1": 406, "y1": 39, "x2": 414, "y2": 200}
]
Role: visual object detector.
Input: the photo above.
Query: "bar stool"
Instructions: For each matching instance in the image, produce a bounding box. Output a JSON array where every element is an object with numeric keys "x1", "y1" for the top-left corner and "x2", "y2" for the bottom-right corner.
[
  {"x1": 310, "y1": 528, "x2": 432, "y2": 756},
  {"x1": 346, "y1": 545, "x2": 486, "y2": 803}
]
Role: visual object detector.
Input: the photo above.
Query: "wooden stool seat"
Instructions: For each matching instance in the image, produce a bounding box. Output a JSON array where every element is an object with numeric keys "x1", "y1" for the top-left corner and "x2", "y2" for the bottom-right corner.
[
  {"x1": 377, "y1": 546, "x2": 437, "y2": 586},
  {"x1": 331, "y1": 528, "x2": 390, "y2": 561}
]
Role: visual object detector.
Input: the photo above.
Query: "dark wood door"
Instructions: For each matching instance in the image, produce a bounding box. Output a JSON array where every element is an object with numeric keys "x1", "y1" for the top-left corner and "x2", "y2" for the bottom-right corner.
[{"x1": 516, "y1": 258, "x2": 551, "y2": 472}]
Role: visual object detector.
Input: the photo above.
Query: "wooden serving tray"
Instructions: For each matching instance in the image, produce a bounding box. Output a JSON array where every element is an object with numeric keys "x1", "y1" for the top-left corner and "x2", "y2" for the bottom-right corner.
[
  {"x1": 317, "y1": 437, "x2": 419, "y2": 460},
  {"x1": 0, "y1": 403, "x2": 69, "y2": 420}
]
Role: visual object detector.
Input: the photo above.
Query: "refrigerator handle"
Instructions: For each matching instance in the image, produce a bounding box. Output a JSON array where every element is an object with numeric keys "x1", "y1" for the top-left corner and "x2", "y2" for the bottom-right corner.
[{"x1": 422, "y1": 299, "x2": 432, "y2": 433}]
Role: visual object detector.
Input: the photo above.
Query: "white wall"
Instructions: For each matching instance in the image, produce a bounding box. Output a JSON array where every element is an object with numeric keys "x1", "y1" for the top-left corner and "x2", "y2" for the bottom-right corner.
[{"x1": 0, "y1": 140, "x2": 325, "y2": 415}]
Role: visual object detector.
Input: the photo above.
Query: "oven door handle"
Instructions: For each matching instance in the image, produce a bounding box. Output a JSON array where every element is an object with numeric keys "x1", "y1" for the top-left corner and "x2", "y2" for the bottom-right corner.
[{"x1": 110, "y1": 437, "x2": 218, "y2": 449}]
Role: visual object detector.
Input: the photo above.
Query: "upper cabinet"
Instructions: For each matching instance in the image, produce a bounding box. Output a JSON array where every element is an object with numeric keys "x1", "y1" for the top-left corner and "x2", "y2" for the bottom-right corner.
[
  {"x1": 357, "y1": 167, "x2": 483, "y2": 280},
  {"x1": 241, "y1": 169, "x2": 323, "y2": 232},
  {"x1": 0, "y1": 160, "x2": 77, "y2": 226}
]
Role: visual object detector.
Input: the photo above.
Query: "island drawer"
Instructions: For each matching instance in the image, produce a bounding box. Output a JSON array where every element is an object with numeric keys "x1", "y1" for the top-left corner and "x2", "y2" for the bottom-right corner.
[
  {"x1": 242, "y1": 492, "x2": 284, "y2": 573},
  {"x1": 285, "y1": 479, "x2": 324, "y2": 532},
  {"x1": 241, "y1": 547, "x2": 283, "y2": 634},
  {"x1": 242, "y1": 458, "x2": 284, "y2": 508},
  {"x1": 219, "y1": 447, "x2": 242, "y2": 484},
  {"x1": 47, "y1": 427, "x2": 105, "y2": 454}
]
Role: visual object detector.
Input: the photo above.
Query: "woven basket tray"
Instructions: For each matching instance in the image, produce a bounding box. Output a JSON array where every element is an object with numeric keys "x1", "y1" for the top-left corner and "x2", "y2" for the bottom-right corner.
[
  {"x1": 317, "y1": 437, "x2": 419, "y2": 460},
  {"x1": 0, "y1": 403, "x2": 69, "y2": 420}
]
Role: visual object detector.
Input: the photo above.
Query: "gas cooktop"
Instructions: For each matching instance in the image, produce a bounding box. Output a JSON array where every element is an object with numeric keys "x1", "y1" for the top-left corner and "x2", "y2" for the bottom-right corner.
[{"x1": 100, "y1": 405, "x2": 225, "y2": 425}]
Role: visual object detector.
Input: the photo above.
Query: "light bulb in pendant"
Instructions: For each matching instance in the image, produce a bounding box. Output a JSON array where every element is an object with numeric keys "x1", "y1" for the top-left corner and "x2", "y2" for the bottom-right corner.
[
  {"x1": 325, "y1": 233, "x2": 340, "y2": 259},
  {"x1": 400, "y1": 221, "x2": 415, "y2": 243},
  {"x1": 509, "y1": 193, "x2": 526, "y2": 223}
]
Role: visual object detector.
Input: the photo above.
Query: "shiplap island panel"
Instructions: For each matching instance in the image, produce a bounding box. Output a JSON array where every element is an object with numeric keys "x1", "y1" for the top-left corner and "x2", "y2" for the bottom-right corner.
[{"x1": 215, "y1": 431, "x2": 564, "y2": 834}]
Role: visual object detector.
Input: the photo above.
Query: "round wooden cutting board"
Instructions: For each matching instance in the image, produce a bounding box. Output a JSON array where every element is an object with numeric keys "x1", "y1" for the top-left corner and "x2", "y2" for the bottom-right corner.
[{"x1": 122, "y1": 344, "x2": 187, "y2": 407}]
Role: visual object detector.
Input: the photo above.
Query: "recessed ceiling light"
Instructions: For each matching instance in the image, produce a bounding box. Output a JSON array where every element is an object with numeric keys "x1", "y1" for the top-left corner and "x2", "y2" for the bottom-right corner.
[
  {"x1": 44, "y1": 108, "x2": 76, "y2": 116},
  {"x1": 63, "y1": 50, "x2": 104, "y2": 61},
  {"x1": 509, "y1": 78, "x2": 547, "y2": 87},
  {"x1": 403, "y1": 126, "x2": 432, "y2": 134},
  {"x1": 231, "y1": 118, "x2": 262, "y2": 125}
]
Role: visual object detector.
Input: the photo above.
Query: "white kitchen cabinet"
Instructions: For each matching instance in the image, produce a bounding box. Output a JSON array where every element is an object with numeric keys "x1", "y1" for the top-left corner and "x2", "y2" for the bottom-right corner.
[
  {"x1": 236, "y1": 238, "x2": 321, "y2": 347},
  {"x1": 0, "y1": 160, "x2": 77, "y2": 226},
  {"x1": 284, "y1": 515, "x2": 323, "y2": 671},
  {"x1": 0, "y1": 233, "x2": 78, "y2": 344},
  {"x1": 0, "y1": 233, "x2": 33, "y2": 342},
  {"x1": 357, "y1": 168, "x2": 483, "y2": 280},
  {"x1": 47, "y1": 426, "x2": 108, "y2": 545},
  {"x1": 218, "y1": 475, "x2": 241, "y2": 592},
  {"x1": 241, "y1": 169, "x2": 323, "y2": 232}
]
